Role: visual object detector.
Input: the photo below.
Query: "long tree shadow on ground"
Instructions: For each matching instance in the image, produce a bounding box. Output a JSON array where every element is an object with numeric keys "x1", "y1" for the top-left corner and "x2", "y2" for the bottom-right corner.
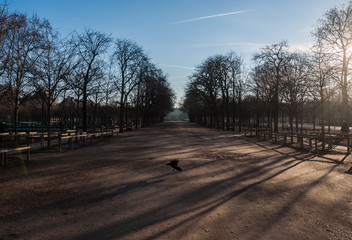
[
  {"x1": 71, "y1": 150, "x2": 346, "y2": 239},
  {"x1": 1, "y1": 122, "x2": 351, "y2": 240}
]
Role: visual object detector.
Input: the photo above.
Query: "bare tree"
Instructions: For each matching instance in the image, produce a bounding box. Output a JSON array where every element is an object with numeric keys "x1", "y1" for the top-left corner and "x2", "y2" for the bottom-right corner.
[
  {"x1": 281, "y1": 52, "x2": 310, "y2": 134},
  {"x1": 228, "y1": 52, "x2": 242, "y2": 130},
  {"x1": 253, "y1": 41, "x2": 290, "y2": 133},
  {"x1": 250, "y1": 65, "x2": 267, "y2": 133},
  {"x1": 31, "y1": 22, "x2": 76, "y2": 148},
  {"x1": 309, "y1": 40, "x2": 338, "y2": 148},
  {"x1": 74, "y1": 28, "x2": 111, "y2": 132},
  {"x1": 111, "y1": 38, "x2": 145, "y2": 133},
  {"x1": 0, "y1": 5, "x2": 9, "y2": 104},
  {"x1": 100, "y1": 60, "x2": 116, "y2": 130},
  {"x1": 0, "y1": 2, "x2": 8, "y2": 80},
  {"x1": 183, "y1": 53, "x2": 247, "y2": 131},
  {"x1": 89, "y1": 79, "x2": 105, "y2": 132},
  {"x1": 1, "y1": 13, "x2": 45, "y2": 133},
  {"x1": 66, "y1": 63, "x2": 84, "y2": 134},
  {"x1": 251, "y1": 62, "x2": 278, "y2": 132},
  {"x1": 192, "y1": 57, "x2": 220, "y2": 128},
  {"x1": 313, "y1": 1, "x2": 352, "y2": 128},
  {"x1": 139, "y1": 66, "x2": 175, "y2": 125},
  {"x1": 133, "y1": 58, "x2": 154, "y2": 129},
  {"x1": 235, "y1": 67, "x2": 248, "y2": 131}
]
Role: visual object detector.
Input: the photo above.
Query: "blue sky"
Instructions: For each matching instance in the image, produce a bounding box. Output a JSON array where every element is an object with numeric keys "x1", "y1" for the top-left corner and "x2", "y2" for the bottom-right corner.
[{"x1": 8, "y1": 0, "x2": 348, "y2": 102}]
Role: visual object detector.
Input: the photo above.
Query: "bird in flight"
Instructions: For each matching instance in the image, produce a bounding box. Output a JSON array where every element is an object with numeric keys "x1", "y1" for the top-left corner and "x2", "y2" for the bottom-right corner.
[{"x1": 166, "y1": 159, "x2": 182, "y2": 172}]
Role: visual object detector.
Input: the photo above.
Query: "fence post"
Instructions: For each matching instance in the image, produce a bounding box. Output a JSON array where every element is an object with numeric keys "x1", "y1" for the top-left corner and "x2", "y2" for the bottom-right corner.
[
  {"x1": 58, "y1": 137, "x2": 62, "y2": 152},
  {"x1": 347, "y1": 138, "x2": 350, "y2": 154},
  {"x1": 26, "y1": 148, "x2": 30, "y2": 161},
  {"x1": 41, "y1": 134, "x2": 44, "y2": 149},
  {"x1": 328, "y1": 138, "x2": 332, "y2": 151},
  {"x1": 4, "y1": 152, "x2": 7, "y2": 167},
  {"x1": 315, "y1": 138, "x2": 318, "y2": 152}
]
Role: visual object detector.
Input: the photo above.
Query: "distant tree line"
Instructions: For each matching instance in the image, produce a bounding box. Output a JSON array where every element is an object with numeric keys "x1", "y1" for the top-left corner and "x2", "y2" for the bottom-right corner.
[
  {"x1": 182, "y1": 1, "x2": 352, "y2": 139},
  {"x1": 0, "y1": 4, "x2": 175, "y2": 136}
]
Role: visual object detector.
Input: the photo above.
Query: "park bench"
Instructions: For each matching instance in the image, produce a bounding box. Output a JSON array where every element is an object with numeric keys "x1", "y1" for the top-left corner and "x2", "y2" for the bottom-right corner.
[
  {"x1": 57, "y1": 135, "x2": 73, "y2": 152},
  {"x1": 282, "y1": 124, "x2": 289, "y2": 131},
  {"x1": 0, "y1": 146, "x2": 31, "y2": 167},
  {"x1": 66, "y1": 130, "x2": 76, "y2": 135},
  {"x1": 25, "y1": 132, "x2": 39, "y2": 144},
  {"x1": 7, "y1": 132, "x2": 27, "y2": 144},
  {"x1": 25, "y1": 129, "x2": 118, "y2": 153},
  {"x1": 0, "y1": 133, "x2": 10, "y2": 145},
  {"x1": 255, "y1": 129, "x2": 352, "y2": 154},
  {"x1": 57, "y1": 132, "x2": 105, "y2": 152},
  {"x1": 0, "y1": 132, "x2": 9, "y2": 139},
  {"x1": 26, "y1": 133, "x2": 49, "y2": 149},
  {"x1": 27, "y1": 132, "x2": 38, "y2": 136},
  {"x1": 74, "y1": 132, "x2": 87, "y2": 144}
]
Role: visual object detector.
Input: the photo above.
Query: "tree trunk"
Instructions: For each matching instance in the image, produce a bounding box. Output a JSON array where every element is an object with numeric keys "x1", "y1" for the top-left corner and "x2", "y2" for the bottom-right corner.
[
  {"x1": 289, "y1": 111, "x2": 294, "y2": 136},
  {"x1": 41, "y1": 103, "x2": 45, "y2": 132},
  {"x1": 222, "y1": 99, "x2": 225, "y2": 130},
  {"x1": 93, "y1": 103, "x2": 97, "y2": 133},
  {"x1": 274, "y1": 77, "x2": 280, "y2": 133},
  {"x1": 226, "y1": 95, "x2": 230, "y2": 130},
  {"x1": 232, "y1": 102, "x2": 236, "y2": 131},
  {"x1": 82, "y1": 84, "x2": 87, "y2": 132},
  {"x1": 135, "y1": 83, "x2": 141, "y2": 129},
  {"x1": 14, "y1": 98, "x2": 19, "y2": 134},
  {"x1": 342, "y1": 51, "x2": 349, "y2": 128},
  {"x1": 238, "y1": 95, "x2": 242, "y2": 132},
  {"x1": 75, "y1": 100, "x2": 80, "y2": 136},
  {"x1": 321, "y1": 102, "x2": 325, "y2": 151},
  {"x1": 47, "y1": 104, "x2": 51, "y2": 150},
  {"x1": 13, "y1": 106, "x2": 19, "y2": 146},
  {"x1": 119, "y1": 93, "x2": 124, "y2": 133}
]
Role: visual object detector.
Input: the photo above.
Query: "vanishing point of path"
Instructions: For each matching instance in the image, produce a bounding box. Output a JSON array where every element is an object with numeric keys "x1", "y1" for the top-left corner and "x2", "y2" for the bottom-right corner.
[{"x1": 1, "y1": 122, "x2": 351, "y2": 239}]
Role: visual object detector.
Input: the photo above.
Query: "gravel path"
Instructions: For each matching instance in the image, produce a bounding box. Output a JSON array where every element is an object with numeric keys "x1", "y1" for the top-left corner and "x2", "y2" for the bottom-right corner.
[{"x1": 0, "y1": 122, "x2": 351, "y2": 240}]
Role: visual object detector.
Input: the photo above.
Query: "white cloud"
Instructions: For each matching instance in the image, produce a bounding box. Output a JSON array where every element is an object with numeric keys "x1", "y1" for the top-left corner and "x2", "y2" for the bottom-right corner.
[{"x1": 171, "y1": 10, "x2": 250, "y2": 25}]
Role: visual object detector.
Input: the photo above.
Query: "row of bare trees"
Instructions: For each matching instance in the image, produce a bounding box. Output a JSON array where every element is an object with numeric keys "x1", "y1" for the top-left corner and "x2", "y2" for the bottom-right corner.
[
  {"x1": 183, "y1": 52, "x2": 244, "y2": 129},
  {"x1": 183, "y1": 1, "x2": 352, "y2": 138},
  {"x1": 0, "y1": 5, "x2": 175, "y2": 137}
]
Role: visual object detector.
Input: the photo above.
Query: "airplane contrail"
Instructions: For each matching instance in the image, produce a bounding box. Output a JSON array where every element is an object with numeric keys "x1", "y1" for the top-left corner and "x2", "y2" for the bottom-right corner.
[
  {"x1": 159, "y1": 64, "x2": 195, "y2": 70},
  {"x1": 171, "y1": 10, "x2": 250, "y2": 25},
  {"x1": 189, "y1": 42, "x2": 265, "y2": 47}
]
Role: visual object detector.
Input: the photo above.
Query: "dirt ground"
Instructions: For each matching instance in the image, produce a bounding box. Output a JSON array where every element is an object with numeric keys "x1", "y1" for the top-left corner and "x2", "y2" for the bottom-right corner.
[{"x1": 0, "y1": 121, "x2": 351, "y2": 240}]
